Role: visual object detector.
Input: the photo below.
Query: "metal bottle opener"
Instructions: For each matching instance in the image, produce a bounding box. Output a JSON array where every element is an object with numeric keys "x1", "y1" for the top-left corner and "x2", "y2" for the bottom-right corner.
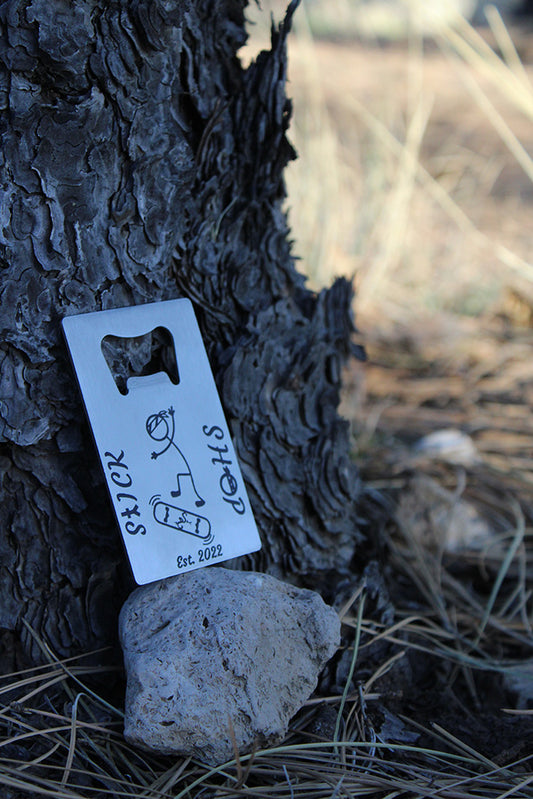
[{"x1": 62, "y1": 298, "x2": 261, "y2": 585}]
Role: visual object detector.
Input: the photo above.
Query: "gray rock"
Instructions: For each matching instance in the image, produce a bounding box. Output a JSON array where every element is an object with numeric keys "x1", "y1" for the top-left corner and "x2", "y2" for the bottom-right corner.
[{"x1": 119, "y1": 567, "x2": 340, "y2": 765}]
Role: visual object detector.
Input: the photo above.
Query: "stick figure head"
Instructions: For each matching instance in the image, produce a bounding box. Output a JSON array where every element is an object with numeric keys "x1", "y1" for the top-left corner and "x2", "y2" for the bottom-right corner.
[{"x1": 146, "y1": 410, "x2": 169, "y2": 442}]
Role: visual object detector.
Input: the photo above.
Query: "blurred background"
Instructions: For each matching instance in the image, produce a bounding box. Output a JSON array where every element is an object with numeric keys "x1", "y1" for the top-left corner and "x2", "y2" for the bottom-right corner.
[
  {"x1": 242, "y1": 0, "x2": 533, "y2": 325},
  {"x1": 241, "y1": 1, "x2": 533, "y2": 476}
]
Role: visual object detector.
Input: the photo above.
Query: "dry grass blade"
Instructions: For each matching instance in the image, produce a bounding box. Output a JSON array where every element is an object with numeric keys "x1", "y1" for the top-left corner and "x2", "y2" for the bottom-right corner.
[
  {"x1": 497, "y1": 774, "x2": 533, "y2": 799},
  {"x1": 474, "y1": 500, "x2": 526, "y2": 644},
  {"x1": 437, "y1": 11, "x2": 533, "y2": 118},
  {"x1": 358, "y1": 87, "x2": 432, "y2": 311},
  {"x1": 334, "y1": 591, "x2": 365, "y2": 749},
  {"x1": 61, "y1": 693, "x2": 83, "y2": 787},
  {"x1": 485, "y1": 5, "x2": 531, "y2": 85},
  {"x1": 0, "y1": 769, "x2": 86, "y2": 799}
]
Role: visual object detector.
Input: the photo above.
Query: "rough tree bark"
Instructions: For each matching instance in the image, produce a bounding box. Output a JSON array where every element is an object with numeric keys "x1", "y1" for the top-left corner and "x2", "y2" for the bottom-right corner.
[{"x1": 0, "y1": 0, "x2": 367, "y2": 669}]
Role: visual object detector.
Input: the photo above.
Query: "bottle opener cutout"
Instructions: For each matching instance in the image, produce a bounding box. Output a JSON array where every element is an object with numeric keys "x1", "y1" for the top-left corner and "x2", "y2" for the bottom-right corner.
[{"x1": 62, "y1": 298, "x2": 261, "y2": 585}]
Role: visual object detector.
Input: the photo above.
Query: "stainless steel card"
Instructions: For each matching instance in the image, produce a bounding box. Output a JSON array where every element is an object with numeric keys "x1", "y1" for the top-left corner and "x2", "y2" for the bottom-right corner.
[{"x1": 62, "y1": 299, "x2": 261, "y2": 585}]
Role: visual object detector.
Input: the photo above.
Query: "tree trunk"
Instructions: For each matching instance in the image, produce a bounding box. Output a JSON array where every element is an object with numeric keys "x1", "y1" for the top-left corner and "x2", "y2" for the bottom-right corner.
[{"x1": 0, "y1": 0, "x2": 366, "y2": 669}]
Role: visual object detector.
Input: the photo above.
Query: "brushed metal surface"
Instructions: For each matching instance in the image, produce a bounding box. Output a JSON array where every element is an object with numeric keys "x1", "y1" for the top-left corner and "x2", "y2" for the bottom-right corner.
[{"x1": 63, "y1": 298, "x2": 261, "y2": 584}]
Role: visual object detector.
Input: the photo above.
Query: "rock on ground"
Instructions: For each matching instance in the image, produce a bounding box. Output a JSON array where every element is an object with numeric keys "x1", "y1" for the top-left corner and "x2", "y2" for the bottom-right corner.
[{"x1": 119, "y1": 567, "x2": 340, "y2": 765}]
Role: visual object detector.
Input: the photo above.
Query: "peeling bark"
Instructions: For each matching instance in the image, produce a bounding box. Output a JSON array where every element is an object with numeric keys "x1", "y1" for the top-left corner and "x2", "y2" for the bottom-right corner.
[{"x1": 0, "y1": 0, "x2": 366, "y2": 667}]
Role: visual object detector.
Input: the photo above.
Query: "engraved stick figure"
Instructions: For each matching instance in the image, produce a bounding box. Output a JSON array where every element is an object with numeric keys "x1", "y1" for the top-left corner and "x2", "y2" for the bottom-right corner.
[{"x1": 146, "y1": 407, "x2": 205, "y2": 508}]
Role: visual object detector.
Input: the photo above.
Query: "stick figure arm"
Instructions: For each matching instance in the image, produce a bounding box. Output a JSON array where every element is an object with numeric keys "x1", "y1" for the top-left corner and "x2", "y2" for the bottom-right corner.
[{"x1": 151, "y1": 438, "x2": 172, "y2": 458}]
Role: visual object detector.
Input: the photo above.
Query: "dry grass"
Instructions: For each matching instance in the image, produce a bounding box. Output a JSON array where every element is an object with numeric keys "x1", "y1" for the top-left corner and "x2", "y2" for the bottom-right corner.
[
  {"x1": 2, "y1": 2, "x2": 533, "y2": 796},
  {"x1": 2, "y1": 523, "x2": 532, "y2": 797}
]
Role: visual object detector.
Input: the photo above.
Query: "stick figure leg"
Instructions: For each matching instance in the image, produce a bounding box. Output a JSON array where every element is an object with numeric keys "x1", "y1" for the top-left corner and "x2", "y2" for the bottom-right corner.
[
  {"x1": 170, "y1": 472, "x2": 185, "y2": 498},
  {"x1": 190, "y1": 474, "x2": 205, "y2": 508},
  {"x1": 170, "y1": 473, "x2": 205, "y2": 508}
]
